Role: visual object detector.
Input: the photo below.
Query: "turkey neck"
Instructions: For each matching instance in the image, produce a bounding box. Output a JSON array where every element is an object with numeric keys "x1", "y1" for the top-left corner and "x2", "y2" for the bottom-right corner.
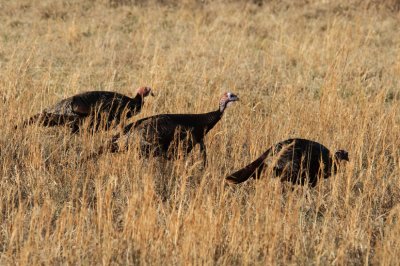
[
  {"x1": 196, "y1": 108, "x2": 224, "y2": 134},
  {"x1": 130, "y1": 94, "x2": 145, "y2": 114},
  {"x1": 132, "y1": 94, "x2": 145, "y2": 105}
]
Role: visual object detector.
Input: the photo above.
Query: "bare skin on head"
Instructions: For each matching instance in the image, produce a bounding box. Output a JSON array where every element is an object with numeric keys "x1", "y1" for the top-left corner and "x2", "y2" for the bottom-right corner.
[{"x1": 136, "y1": 86, "x2": 154, "y2": 97}]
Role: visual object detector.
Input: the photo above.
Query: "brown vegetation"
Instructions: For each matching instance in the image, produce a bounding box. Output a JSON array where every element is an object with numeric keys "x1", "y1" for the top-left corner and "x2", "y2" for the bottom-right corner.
[{"x1": 1, "y1": 0, "x2": 400, "y2": 264}]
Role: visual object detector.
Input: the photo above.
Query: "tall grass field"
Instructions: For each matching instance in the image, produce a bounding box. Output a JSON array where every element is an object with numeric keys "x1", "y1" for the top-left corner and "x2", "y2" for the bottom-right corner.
[{"x1": 1, "y1": 0, "x2": 400, "y2": 264}]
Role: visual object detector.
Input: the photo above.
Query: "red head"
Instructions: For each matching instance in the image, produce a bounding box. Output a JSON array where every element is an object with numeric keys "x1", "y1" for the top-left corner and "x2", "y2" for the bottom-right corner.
[
  {"x1": 219, "y1": 92, "x2": 239, "y2": 112},
  {"x1": 136, "y1": 87, "x2": 154, "y2": 97}
]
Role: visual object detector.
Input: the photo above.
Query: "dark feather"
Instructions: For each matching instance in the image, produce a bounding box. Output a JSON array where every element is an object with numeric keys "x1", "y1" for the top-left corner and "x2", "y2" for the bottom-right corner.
[
  {"x1": 226, "y1": 138, "x2": 345, "y2": 187},
  {"x1": 17, "y1": 90, "x2": 147, "y2": 133}
]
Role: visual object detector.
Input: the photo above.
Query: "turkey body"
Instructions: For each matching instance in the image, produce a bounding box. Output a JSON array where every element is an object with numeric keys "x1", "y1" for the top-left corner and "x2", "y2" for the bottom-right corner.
[
  {"x1": 226, "y1": 138, "x2": 348, "y2": 187},
  {"x1": 96, "y1": 92, "x2": 239, "y2": 165},
  {"x1": 20, "y1": 91, "x2": 146, "y2": 133},
  {"x1": 122, "y1": 110, "x2": 223, "y2": 159}
]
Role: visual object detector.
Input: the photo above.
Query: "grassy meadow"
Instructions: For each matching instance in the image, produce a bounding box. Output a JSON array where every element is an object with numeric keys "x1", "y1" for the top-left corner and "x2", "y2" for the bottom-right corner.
[{"x1": 1, "y1": 0, "x2": 400, "y2": 264}]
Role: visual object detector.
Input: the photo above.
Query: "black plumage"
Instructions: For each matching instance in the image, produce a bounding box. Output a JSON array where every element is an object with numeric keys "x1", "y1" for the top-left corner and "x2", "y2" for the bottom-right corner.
[
  {"x1": 95, "y1": 92, "x2": 239, "y2": 165},
  {"x1": 18, "y1": 87, "x2": 153, "y2": 133},
  {"x1": 226, "y1": 138, "x2": 349, "y2": 187}
]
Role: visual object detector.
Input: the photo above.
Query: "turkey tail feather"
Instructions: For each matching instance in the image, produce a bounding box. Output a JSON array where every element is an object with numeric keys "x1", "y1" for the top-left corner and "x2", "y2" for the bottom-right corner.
[
  {"x1": 226, "y1": 147, "x2": 273, "y2": 184},
  {"x1": 16, "y1": 112, "x2": 79, "y2": 129}
]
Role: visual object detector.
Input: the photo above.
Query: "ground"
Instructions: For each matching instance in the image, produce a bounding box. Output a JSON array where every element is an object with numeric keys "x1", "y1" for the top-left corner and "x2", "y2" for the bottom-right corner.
[{"x1": 1, "y1": 0, "x2": 400, "y2": 264}]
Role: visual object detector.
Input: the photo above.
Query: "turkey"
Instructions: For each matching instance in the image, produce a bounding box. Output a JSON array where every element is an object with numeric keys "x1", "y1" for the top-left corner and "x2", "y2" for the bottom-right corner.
[
  {"x1": 93, "y1": 92, "x2": 239, "y2": 165},
  {"x1": 226, "y1": 138, "x2": 349, "y2": 187},
  {"x1": 18, "y1": 87, "x2": 153, "y2": 133}
]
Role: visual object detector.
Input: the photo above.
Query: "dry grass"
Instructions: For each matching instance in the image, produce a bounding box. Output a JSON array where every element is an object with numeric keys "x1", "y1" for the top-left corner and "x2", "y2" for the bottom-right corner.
[{"x1": 1, "y1": 0, "x2": 400, "y2": 264}]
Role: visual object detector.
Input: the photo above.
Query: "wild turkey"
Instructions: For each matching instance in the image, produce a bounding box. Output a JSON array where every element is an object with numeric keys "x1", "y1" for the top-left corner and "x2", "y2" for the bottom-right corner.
[
  {"x1": 94, "y1": 92, "x2": 239, "y2": 165},
  {"x1": 18, "y1": 87, "x2": 153, "y2": 133},
  {"x1": 226, "y1": 138, "x2": 349, "y2": 187}
]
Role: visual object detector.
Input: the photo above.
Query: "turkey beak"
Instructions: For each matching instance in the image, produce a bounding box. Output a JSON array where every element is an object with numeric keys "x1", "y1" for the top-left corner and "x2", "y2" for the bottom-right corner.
[{"x1": 150, "y1": 91, "x2": 155, "y2": 97}]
